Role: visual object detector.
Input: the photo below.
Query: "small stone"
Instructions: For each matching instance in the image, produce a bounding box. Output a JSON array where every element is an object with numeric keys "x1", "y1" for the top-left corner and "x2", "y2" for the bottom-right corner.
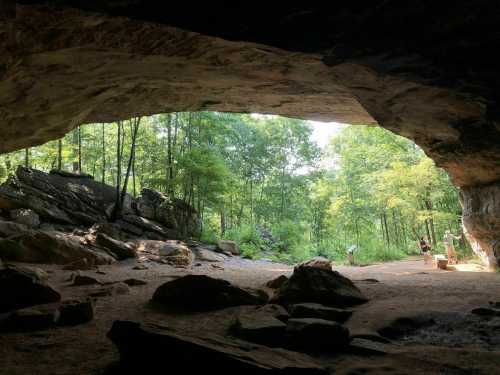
[
  {"x1": 132, "y1": 264, "x2": 149, "y2": 270},
  {"x1": 58, "y1": 298, "x2": 95, "y2": 325},
  {"x1": 72, "y1": 274, "x2": 102, "y2": 286},
  {"x1": 471, "y1": 307, "x2": 500, "y2": 317}
]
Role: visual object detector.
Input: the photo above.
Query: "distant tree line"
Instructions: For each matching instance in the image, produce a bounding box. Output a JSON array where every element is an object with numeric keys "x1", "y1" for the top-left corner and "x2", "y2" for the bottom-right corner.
[{"x1": 0, "y1": 113, "x2": 469, "y2": 263}]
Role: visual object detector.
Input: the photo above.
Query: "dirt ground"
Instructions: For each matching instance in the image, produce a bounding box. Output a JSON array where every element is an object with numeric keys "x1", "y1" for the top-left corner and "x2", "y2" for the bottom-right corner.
[{"x1": 1, "y1": 256, "x2": 499, "y2": 374}]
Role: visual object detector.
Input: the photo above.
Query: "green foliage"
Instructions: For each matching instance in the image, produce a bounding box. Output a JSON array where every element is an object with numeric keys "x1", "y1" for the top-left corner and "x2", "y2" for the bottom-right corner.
[{"x1": 0, "y1": 113, "x2": 469, "y2": 265}]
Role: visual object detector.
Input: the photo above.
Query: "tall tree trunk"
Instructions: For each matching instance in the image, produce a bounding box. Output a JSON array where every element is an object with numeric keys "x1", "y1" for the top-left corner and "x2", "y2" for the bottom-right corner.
[
  {"x1": 24, "y1": 148, "x2": 29, "y2": 168},
  {"x1": 424, "y1": 198, "x2": 437, "y2": 247},
  {"x1": 220, "y1": 203, "x2": 226, "y2": 237},
  {"x1": 424, "y1": 219, "x2": 432, "y2": 245},
  {"x1": 72, "y1": 128, "x2": 79, "y2": 172},
  {"x1": 392, "y1": 210, "x2": 400, "y2": 248},
  {"x1": 101, "y1": 123, "x2": 106, "y2": 184},
  {"x1": 78, "y1": 125, "x2": 82, "y2": 172},
  {"x1": 166, "y1": 114, "x2": 174, "y2": 195},
  {"x1": 132, "y1": 147, "x2": 137, "y2": 198},
  {"x1": 383, "y1": 211, "x2": 390, "y2": 247},
  {"x1": 115, "y1": 121, "x2": 122, "y2": 216},
  {"x1": 380, "y1": 214, "x2": 386, "y2": 246},
  {"x1": 57, "y1": 139, "x2": 62, "y2": 170},
  {"x1": 119, "y1": 117, "x2": 141, "y2": 212}
]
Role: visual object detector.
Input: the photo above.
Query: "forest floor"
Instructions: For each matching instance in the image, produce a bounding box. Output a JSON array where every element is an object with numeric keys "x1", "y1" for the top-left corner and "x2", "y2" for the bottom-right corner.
[{"x1": 1, "y1": 256, "x2": 499, "y2": 374}]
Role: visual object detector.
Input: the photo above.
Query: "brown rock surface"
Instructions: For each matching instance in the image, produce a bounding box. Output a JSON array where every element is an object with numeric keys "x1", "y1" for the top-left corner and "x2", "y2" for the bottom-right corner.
[
  {"x1": 0, "y1": 230, "x2": 114, "y2": 265},
  {"x1": 107, "y1": 320, "x2": 328, "y2": 374},
  {"x1": 271, "y1": 266, "x2": 368, "y2": 308},
  {"x1": 461, "y1": 184, "x2": 500, "y2": 269},
  {"x1": 0, "y1": 264, "x2": 61, "y2": 313},
  {"x1": 152, "y1": 274, "x2": 266, "y2": 311}
]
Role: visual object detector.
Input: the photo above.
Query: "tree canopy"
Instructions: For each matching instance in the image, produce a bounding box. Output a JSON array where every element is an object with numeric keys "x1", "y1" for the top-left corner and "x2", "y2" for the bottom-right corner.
[{"x1": 0, "y1": 112, "x2": 469, "y2": 264}]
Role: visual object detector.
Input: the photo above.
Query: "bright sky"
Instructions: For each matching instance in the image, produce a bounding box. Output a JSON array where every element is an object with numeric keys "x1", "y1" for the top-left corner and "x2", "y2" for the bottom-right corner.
[
  {"x1": 250, "y1": 113, "x2": 348, "y2": 149},
  {"x1": 308, "y1": 120, "x2": 347, "y2": 149}
]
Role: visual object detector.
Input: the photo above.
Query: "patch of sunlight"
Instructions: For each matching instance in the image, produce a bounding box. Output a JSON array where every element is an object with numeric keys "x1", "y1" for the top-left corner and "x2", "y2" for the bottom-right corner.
[{"x1": 448, "y1": 263, "x2": 488, "y2": 273}]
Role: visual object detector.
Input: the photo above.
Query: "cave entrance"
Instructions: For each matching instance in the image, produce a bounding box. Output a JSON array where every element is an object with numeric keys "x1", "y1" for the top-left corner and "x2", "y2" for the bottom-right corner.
[{"x1": 0, "y1": 112, "x2": 475, "y2": 269}]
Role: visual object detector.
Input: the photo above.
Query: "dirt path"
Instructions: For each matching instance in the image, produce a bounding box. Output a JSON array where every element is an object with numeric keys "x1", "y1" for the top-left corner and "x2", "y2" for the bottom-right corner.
[{"x1": 1, "y1": 256, "x2": 499, "y2": 374}]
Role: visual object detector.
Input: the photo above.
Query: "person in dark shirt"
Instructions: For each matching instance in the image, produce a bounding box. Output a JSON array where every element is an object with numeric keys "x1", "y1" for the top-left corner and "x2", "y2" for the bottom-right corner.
[{"x1": 419, "y1": 236, "x2": 432, "y2": 264}]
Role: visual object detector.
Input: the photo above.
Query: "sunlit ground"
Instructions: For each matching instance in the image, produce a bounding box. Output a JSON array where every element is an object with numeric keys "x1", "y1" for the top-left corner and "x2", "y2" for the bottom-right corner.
[{"x1": 448, "y1": 262, "x2": 488, "y2": 273}]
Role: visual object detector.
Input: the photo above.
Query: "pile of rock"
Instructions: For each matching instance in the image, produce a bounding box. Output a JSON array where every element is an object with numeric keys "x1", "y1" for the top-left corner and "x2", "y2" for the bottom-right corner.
[
  {"x1": 0, "y1": 263, "x2": 95, "y2": 332},
  {"x1": 0, "y1": 167, "x2": 200, "y2": 266},
  {"x1": 109, "y1": 264, "x2": 370, "y2": 371}
]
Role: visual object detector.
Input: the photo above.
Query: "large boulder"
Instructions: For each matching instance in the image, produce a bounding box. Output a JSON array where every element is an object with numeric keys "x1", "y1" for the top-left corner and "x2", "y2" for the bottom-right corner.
[
  {"x1": 0, "y1": 230, "x2": 115, "y2": 265},
  {"x1": 193, "y1": 246, "x2": 226, "y2": 262},
  {"x1": 136, "y1": 188, "x2": 199, "y2": 237},
  {"x1": 95, "y1": 233, "x2": 136, "y2": 260},
  {"x1": 119, "y1": 214, "x2": 179, "y2": 239},
  {"x1": 10, "y1": 208, "x2": 40, "y2": 228},
  {"x1": 270, "y1": 266, "x2": 368, "y2": 308},
  {"x1": 0, "y1": 264, "x2": 61, "y2": 313},
  {"x1": 135, "y1": 240, "x2": 194, "y2": 267},
  {"x1": 217, "y1": 240, "x2": 240, "y2": 255},
  {"x1": 0, "y1": 297, "x2": 95, "y2": 332},
  {"x1": 0, "y1": 167, "x2": 123, "y2": 225},
  {"x1": 0, "y1": 304, "x2": 60, "y2": 332},
  {"x1": 296, "y1": 257, "x2": 332, "y2": 271},
  {"x1": 58, "y1": 298, "x2": 95, "y2": 326},
  {"x1": 108, "y1": 320, "x2": 328, "y2": 374},
  {"x1": 152, "y1": 275, "x2": 266, "y2": 311}
]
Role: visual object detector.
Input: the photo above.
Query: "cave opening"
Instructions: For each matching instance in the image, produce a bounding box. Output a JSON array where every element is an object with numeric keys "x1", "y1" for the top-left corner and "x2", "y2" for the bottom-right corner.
[
  {"x1": 0, "y1": 112, "x2": 473, "y2": 268},
  {"x1": 1, "y1": 2, "x2": 500, "y2": 373}
]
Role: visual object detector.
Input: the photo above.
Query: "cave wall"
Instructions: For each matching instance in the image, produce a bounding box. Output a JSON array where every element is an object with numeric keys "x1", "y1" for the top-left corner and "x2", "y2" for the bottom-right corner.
[{"x1": 1, "y1": 2, "x2": 499, "y2": 267}]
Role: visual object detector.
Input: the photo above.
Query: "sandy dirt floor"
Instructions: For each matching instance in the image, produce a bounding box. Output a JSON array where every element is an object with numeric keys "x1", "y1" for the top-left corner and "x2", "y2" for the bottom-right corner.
[{"x1": 1, "y1": 256, "x2": 499, "y2": 374}]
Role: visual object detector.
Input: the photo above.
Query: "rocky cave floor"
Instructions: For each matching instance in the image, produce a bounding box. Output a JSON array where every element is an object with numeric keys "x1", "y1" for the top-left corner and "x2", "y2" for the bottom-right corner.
[{"x1": 1, "y1": 256, "x2": 500, "y2": 375}]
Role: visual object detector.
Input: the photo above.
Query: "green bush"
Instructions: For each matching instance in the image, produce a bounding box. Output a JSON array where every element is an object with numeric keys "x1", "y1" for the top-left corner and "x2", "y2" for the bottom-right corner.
[{"x1": 223, "y1": 224, "x2": 265, "y2": 259}]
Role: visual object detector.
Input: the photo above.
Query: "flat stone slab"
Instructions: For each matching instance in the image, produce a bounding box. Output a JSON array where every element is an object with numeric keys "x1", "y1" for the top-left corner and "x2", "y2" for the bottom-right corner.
[
  {"x1": 288, "y1": 303, "x2": 352, "y2": 322},
  {"x1": 108, "y1": 320, "x2": 328, "y2": 374}
]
